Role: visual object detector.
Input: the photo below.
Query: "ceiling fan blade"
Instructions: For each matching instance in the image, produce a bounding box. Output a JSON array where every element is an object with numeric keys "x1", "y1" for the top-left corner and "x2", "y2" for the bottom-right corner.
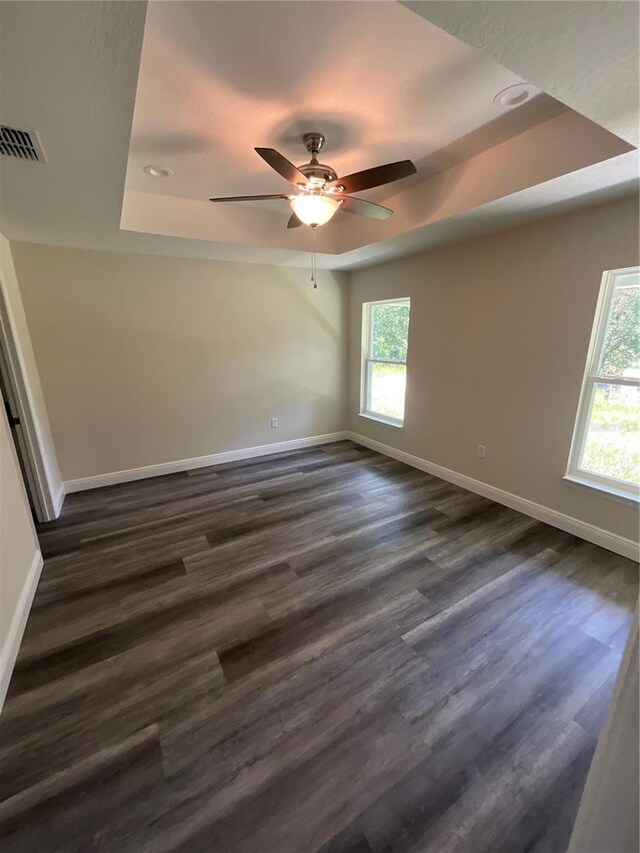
[
  {"x1": 329, "y1": 160, "x2": 416, "y2": 194},
  {"x1": 255, "y1": 148, "x2": 308, "y2": 187},
  {"x1": 209, "y1": 194, "x2": 291, "y2": 202},
  {"x1": 340, "y1": 196, "x2": 393, "y2": 220},
  {"x1": 287, "y1": 212, "x2": 302, "y2": 229}
]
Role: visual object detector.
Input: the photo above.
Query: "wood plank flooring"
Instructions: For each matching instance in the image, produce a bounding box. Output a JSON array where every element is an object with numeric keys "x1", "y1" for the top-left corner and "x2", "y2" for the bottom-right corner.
[{"x1": 1, "y1": 440, "x2": 637, "y2": 852}]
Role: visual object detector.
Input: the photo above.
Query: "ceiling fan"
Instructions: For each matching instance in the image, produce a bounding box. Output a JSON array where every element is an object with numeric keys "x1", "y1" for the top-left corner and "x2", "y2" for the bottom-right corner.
[{"x1": 209, "y1": 132, "x2": 417, "y2": 229}]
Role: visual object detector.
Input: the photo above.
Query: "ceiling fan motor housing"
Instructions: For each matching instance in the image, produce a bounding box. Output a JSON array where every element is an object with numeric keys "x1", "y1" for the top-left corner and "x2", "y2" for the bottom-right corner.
[{"x1": 298, "y1": 161, "x2": 338, "y2": 187}]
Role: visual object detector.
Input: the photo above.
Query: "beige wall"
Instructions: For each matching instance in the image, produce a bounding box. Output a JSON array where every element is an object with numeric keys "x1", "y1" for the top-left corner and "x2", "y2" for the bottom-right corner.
[
  {"x1": 7, "y1": 197, "x2": 639, "y2": 545},
  {"x1": 0, "y1": 405, "x2": 41, "y2": 708},
  {"x1": 0, "y1": 234, "x2": 62, "y2": 513},
  {"x1": 10, "y1": 244, "x2": 348, "y2": 481},
  {"x1": 348, "y1": 196, "x2": 640, "y2": 542}
]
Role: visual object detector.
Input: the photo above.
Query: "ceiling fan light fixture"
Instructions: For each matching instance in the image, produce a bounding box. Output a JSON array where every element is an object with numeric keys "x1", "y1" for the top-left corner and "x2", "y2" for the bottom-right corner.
[{"x1": 290, "y1": 193, "x2": 340, "y2": 227}]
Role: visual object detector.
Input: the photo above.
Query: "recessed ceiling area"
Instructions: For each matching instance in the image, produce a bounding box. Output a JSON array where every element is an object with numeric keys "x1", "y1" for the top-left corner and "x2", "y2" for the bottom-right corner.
[
  {"x1": 121, "y1": 1, "x2": 635, "y2": 259},
  {"x1": 126, "y1": 0, "x2": 540, "y2": 205},
  {"x1": 0, "y1": 1, "x2": 637, "y2": 269}
]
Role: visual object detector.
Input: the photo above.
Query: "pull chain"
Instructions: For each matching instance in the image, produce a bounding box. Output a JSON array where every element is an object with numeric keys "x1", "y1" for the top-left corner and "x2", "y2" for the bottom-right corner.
[{"x1": 310, "y1": 225, "x2": 317, "y2": 289}]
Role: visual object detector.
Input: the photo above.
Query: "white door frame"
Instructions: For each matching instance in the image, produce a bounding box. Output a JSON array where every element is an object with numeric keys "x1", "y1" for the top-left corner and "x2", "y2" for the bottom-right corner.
[{"x1": 0, "y1": 277, "x2": 57, "y2": 522}]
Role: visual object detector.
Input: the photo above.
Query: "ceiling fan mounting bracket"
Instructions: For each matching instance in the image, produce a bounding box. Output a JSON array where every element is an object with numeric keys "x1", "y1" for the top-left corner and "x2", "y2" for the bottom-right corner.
[{"x1": 302, "y1": 132, "x2": 325, "y2": 157}]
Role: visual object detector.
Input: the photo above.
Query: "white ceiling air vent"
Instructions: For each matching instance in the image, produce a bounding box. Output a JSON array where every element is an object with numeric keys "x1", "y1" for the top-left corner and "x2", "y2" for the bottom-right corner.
[{"x1": 0, "y1": 126, "x2": 46, "y2": 162}]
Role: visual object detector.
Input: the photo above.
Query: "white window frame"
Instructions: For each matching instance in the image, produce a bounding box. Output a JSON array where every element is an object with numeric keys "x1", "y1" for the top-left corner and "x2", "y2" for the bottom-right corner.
[
  {"x1": 360, "y1": 297, "x2": 410, "y2": 428},
  {"x1": 565, "y1": 267, "x2": 640, "y2": 503}
]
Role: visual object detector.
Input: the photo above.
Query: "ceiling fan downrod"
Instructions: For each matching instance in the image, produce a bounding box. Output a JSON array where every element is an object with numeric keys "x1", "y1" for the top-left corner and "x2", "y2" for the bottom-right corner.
[
  {"x1": 302, "y1": 132, "x2": 324, "y2": 162},
  {"x1": 298, "y1": 132, "x2": 339, "y2": 187}
]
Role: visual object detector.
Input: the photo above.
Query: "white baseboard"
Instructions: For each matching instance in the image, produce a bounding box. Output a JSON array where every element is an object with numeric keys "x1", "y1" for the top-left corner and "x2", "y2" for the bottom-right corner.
[
  {"x1": 52, "y1": 480, "x2": 65, "y2": 518},
  {"x1": 61, "y1": 427, "x2": 639, "y2": 558},
  {"x1": 64, "y1": 431, "x2": 350, "y2": 493},
  {"x1": 349, "y1": 431, "x2": 639, "y2": 562},
  {"x1": 0, "y1": 550, "x2": 43, "y2": 713}
]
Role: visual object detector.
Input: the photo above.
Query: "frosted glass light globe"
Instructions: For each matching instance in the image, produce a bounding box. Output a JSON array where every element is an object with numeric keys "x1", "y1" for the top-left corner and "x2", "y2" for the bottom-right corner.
[{"x1": 290, "y1": 193, "x2": 340, "y2": 227}]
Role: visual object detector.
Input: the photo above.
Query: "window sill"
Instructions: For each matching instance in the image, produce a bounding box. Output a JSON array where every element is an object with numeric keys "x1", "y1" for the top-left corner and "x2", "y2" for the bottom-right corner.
[
  {"x1": 562, "y1": 474, "x2": 640, "y2": 505},
  {"x1": 358, "y1": 412, "x2": 404, "y2": 429}
]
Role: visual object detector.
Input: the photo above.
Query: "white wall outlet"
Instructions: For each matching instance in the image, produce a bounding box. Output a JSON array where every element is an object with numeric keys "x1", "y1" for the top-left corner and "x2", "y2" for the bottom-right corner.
[
  {"x1": 477, "y1": 444, "x2": 486, "y2": 459},
  {"x1": 271, "y1": 417, "x2": 278, "y2": 428}
]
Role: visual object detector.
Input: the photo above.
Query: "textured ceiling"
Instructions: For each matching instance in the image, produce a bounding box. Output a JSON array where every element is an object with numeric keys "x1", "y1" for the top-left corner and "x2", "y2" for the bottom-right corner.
[
  {"x1": 403, "y1": 1, "x2": 640, "y2": 147},
  {"x1": 0, "y1": 1, "x2": 637, "y2": 270}
]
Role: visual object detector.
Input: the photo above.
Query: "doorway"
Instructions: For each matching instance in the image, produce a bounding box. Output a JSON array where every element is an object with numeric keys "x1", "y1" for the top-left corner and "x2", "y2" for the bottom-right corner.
[
  {"x1": 0, "y1": 275, "x2": 58, "y2": 522},
  {"x1": 0, "y1": 348, "x2": 38, "y2": 518}
]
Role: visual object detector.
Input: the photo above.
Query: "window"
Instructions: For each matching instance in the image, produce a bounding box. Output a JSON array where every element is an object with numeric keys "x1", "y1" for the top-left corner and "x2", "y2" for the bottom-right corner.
[
  {"x1": 360, "y1": 298, "x2": 410, "y2": 426},
  {"x1": 566, "y1": 267, "x2": 640, "y2": 501}
]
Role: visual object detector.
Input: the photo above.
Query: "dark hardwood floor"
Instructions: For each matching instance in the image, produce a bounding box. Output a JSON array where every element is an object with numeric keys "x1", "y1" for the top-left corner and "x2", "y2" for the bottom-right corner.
[{"x1": 0, "y1": 440, "x2": 637, "y2": 852}]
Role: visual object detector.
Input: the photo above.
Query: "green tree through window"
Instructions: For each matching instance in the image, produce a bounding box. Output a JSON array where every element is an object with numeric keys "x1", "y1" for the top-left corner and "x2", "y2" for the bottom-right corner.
[
  {"x1": 371, "y1": 303, "x2": 410, "y2": 361},
  {"x1": 600, "y1": 285, "x2": 640, "y2": 375}
]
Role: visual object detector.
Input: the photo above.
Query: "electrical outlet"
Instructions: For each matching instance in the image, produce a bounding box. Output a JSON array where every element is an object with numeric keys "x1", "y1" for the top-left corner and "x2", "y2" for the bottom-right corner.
[
  {"x1": 271, "y1": 417, "x2": 278, "y2": 428},
  {"x1": 477, "y1": 444, "x2": 486, "y2": 459}
]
